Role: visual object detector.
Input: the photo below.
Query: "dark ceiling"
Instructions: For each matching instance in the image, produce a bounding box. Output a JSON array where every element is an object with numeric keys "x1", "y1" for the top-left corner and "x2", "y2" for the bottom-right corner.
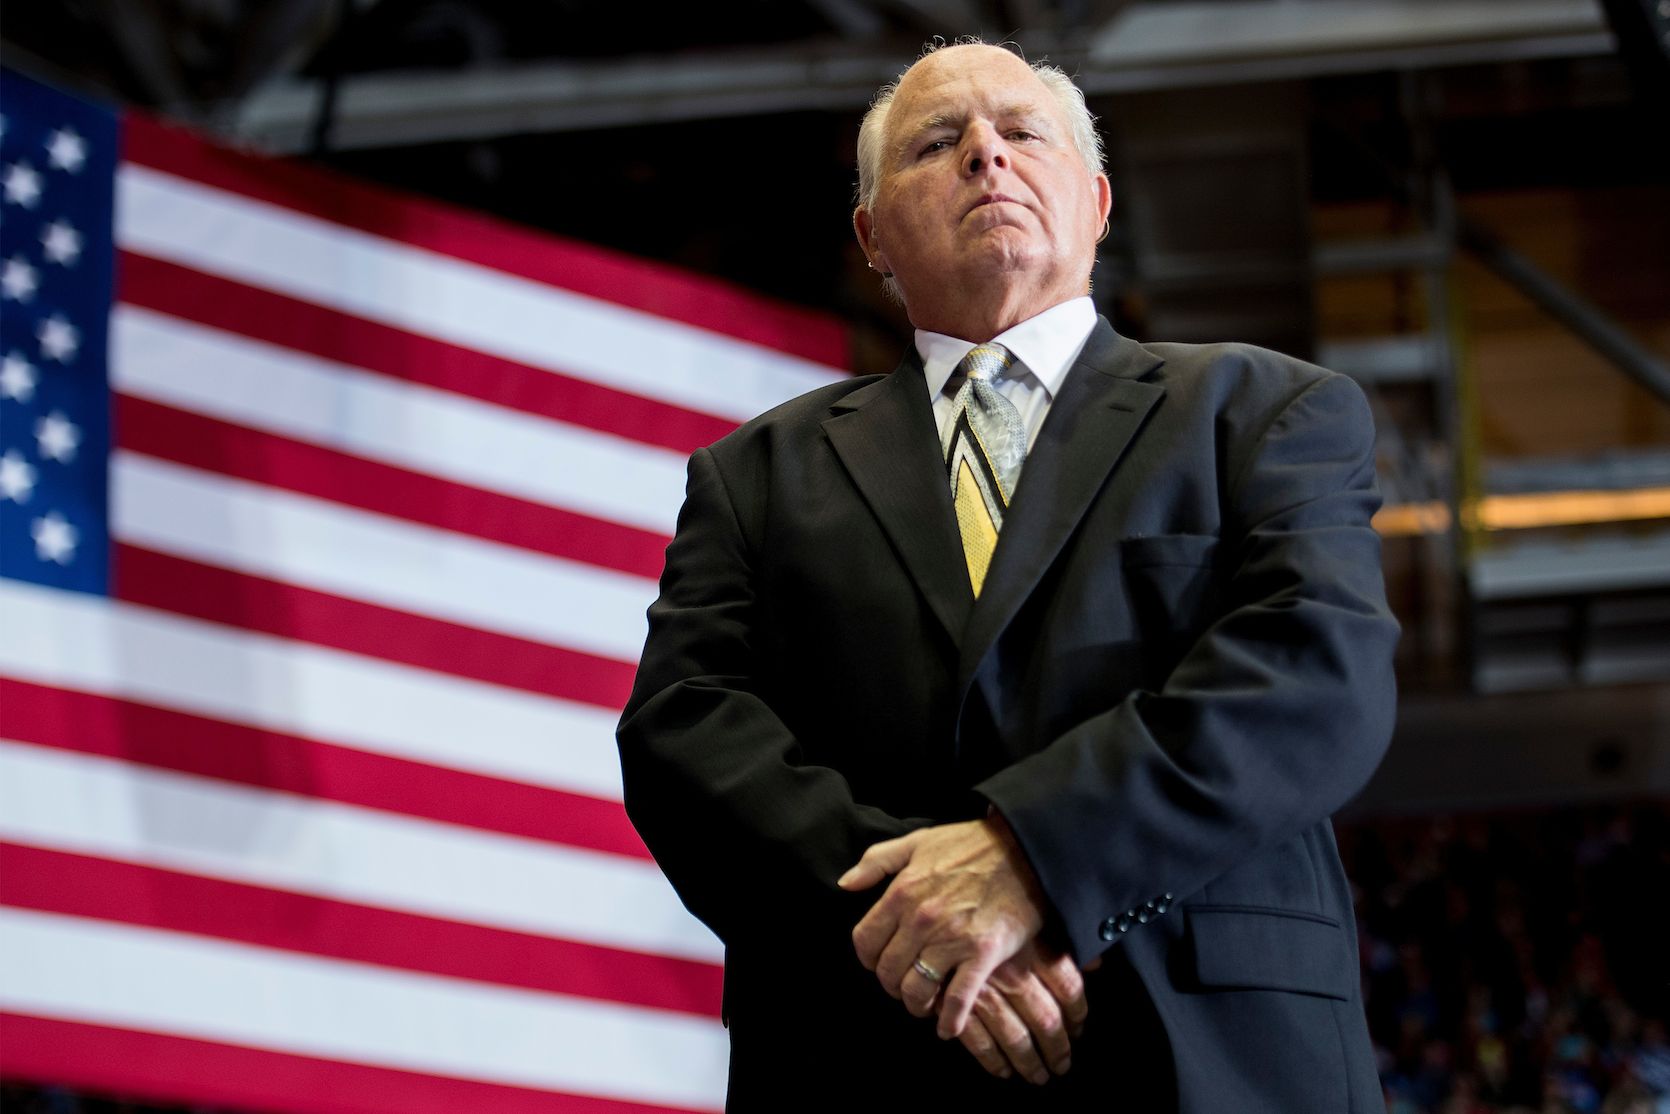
[{"x1": 3, "y1": 1, "x2": 1664, "y2": 369}]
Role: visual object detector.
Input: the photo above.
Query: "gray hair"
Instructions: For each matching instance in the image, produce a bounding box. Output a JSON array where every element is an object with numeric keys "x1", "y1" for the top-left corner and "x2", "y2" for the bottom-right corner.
[{"x1": 854, "y1": 39, "x2": 1105, "y2": 214}]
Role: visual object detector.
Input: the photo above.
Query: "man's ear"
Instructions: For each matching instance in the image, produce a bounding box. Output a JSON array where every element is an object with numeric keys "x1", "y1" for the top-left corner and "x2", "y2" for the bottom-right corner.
[
  {"x1": 853, "y1": 207, "x2": 889, "y2": 275},
  {"x1": 1094, "y1": 173, "x2": 1112, "y2": 229}
]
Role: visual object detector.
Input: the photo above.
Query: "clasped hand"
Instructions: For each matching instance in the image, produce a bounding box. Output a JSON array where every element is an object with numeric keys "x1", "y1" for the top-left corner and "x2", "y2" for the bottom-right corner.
[{"x1": 837, "y1": 817, "x2": 1086, "y2": 1084}]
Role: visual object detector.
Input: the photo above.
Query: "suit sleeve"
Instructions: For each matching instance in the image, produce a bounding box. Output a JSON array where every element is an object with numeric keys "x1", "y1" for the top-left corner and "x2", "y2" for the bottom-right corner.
[
  {"x1": 617, "y1": 444, "x2": 926, "y2": 947},
  {"x1": 976, "y1": 370, "x2": 1400, "y2": 963}
]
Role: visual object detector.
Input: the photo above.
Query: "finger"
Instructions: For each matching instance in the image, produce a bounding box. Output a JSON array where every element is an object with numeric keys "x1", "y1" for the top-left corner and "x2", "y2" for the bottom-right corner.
[
  {"x1": 955, "y1": 1014, "x2": 1012, "y2": 1080},
  {"x1": 1033, "y1": 952, "x2": 1089, "y2": 1038},
  {"x1": 874, "y1": 922, "x2": 929, "y2": 997},
  {"x1": 936, "y1": 944, "x2": 1002, "y2": 1040},
  {"x1": 849, "y1": 891, "x2": 903, "y2": 972},
  {"x1": 1004, "y1": 972, "x2": 1071, "y2": 1077},
  {"x1": 899, "y1": 958, "x2": 944, "y2": 1018},
  {"x1": 974, "y1": 986, "x2": 1050, "y2": 1086},
  {"x1": 836, "y1": 831, "x2": 923, "y2": 891}
]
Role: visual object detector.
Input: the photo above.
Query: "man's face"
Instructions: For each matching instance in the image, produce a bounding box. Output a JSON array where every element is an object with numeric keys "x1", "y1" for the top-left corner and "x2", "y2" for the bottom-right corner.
[{"x1": 856, "y1": 45, "x2": 1110, "y2": 327}]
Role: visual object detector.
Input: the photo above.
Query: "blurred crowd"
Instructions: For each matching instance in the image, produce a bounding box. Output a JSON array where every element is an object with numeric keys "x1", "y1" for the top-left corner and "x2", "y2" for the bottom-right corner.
[
  {"x1": 5, "y1": 802, "x2": 1668, "y2": 1114},
  {"x1": 1340, "y1": 803, "x2": 1670, "y2": 1114}
]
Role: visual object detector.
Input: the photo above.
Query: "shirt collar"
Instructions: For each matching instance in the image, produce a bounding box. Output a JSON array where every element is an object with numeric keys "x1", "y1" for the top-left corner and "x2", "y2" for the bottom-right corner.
[{"x1": 916, "y1": 296, "x2": 1097, "y2": 400}]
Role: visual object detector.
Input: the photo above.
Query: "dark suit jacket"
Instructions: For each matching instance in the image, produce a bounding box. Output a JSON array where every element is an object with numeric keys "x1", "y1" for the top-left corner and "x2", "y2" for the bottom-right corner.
[{"x1": 618, "y1": 320, "x2": 1400, "y2": 1112}]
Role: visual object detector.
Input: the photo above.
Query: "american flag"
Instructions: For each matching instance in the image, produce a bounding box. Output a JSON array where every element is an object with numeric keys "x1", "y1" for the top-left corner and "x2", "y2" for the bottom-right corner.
[{"x1": 0, "y1": 68, "x2": 847, "y2": 1113}]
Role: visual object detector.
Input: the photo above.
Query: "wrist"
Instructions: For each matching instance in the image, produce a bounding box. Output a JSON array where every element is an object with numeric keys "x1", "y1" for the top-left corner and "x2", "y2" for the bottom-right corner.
[{"x1": 983, "y1": 809, "x2": 1047, "y2": 917}]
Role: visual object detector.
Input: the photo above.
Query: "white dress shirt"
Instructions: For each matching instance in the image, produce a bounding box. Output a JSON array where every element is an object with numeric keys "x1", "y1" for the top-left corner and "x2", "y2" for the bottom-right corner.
[{"x1": 916, "y1": 296, "x2": 1098, "y2": 450}]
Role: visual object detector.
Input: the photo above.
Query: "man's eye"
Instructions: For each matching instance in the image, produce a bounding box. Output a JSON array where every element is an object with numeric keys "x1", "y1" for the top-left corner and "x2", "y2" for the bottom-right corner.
[
  {"x1": 1008, "y1": 130, "x2": 1037, "y2": 142},
  {"x1": 920, "y1": 140, "x2": 951, "y2": 155}
]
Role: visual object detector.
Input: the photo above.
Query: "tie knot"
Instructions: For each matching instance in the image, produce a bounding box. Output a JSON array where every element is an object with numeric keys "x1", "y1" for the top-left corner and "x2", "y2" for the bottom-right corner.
[{"x1": 959, "y1": 343, "x2": 1012, "y2": 384}]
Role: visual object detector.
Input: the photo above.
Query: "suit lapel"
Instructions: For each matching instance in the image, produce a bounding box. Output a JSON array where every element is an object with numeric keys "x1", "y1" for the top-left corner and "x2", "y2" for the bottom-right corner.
[
  {"x1": 956, "y1": 321, "x2": 1167, "y2": 696},
  {"x1": 824, "y1": 354, "x2": 974, "y2": 644}
]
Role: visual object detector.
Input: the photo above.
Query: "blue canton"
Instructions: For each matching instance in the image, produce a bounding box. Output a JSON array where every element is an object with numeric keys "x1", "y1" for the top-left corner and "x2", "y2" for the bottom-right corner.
[{"x1": 0, "y1": 69, "x2": 117, "y2": 595}]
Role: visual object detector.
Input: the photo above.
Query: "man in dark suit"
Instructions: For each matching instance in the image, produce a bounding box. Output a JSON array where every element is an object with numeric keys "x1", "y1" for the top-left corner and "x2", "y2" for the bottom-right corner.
[{"x1": 617, "y1": 39, "x2": 1398, "y2": 1111}]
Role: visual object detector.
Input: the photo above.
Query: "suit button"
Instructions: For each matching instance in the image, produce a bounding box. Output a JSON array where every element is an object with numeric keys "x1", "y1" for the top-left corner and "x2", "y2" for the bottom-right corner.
[
  {"x1": 1115, "y1": 913, "x2": 1133, "y2": 933},
  {"x1": 1099, "y1": 917, "x2": 1118, "y2": 941},
  {"x1": 1155, "y1": 893, "x2": 1173, "y2": 913},
  {"x1": 1136, "y1": 908, "x2": 1152, "y2": 924}
]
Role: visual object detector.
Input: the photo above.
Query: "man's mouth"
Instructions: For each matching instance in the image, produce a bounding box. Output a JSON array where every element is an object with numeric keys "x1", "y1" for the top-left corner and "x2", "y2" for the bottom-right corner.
[{"x1": 966, "y1": 193, "x2": 1021, "y2": 216}]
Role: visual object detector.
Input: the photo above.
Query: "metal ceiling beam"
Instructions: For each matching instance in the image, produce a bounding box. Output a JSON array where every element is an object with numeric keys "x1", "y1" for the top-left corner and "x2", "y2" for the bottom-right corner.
[
  {"x1": 1460, "y1": 219, "x2": 1670, "y2": 407},
  {"x1": 884, "y1": 0, "x2": 989, "y2": 30},
  {"x1": 1085, "y1": 0, "x2": 1608, "y2": 69},
  {"x1": 235, "y1": 49, "x2": 909, "y2": 149},
  {"x1": 94, "y1": 0, "x2": 198, "y2": 119},
  {"x1": 805, "y1": 0, "x2": 889, "y2": 38},
  {"x1": 88, "y1": 0, "x2": 338, "y2": 122},
  {"x1": 227, "y1": 0, "x2": 1614, "y2": 151}
]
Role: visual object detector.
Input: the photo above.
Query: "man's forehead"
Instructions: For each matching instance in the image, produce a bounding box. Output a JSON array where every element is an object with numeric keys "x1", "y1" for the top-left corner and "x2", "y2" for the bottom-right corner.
[
  {"x1": 897, "y1": 46, "x2": 1042, "y2": 97},
  {"x1": 890, "y1": 48, "x2": 1055, "y2": 130}
]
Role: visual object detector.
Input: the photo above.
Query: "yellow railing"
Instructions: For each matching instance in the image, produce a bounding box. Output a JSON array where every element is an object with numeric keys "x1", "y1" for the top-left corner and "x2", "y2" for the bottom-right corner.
[{"x1": 1373, "y1": 487, "x2": 1670, "y2": 536}]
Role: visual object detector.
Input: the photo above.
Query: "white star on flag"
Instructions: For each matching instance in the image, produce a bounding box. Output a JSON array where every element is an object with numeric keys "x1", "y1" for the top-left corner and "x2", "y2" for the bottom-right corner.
[
  {"x1": 31, "y1": 510, "x2": 79, "y2": 564},
  {"x1": 0, "y1": 449, "x2": 39, "y2": 503},
  {"x1": 46, "y1": 126, "x2": 88, "y2": 173},
  {"x1": 2, "y1": 160, "x2": 43, "y2": 207},
  {"x1": 35, "y1": 410, "x2": 81, "y2": 463},
  {"x1": 41, "y1": 219, "x2": 82, "y2": 266},
  {"x1": 0, "y1": 351, "x2": 38, "y2": 401},
  {"x1": 1, "y1": 255, "x2": 39, "y2": 301},
  {"x1": 37, "y1": 314, "x2": 79, "y2": 362}
]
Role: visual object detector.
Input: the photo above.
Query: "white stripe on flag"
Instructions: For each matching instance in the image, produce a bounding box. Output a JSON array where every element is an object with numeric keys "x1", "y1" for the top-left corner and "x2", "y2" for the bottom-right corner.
[
  {"x1": 0, "y1": 742, "x2": 720, "y2": 962},
  {"x1": 117, "y1": 165, "x2": 840, "y2": 423},
  {"x1": 112, "y1": 305, "x2": 689, "y2": 536},
  {"x1": 112, "y1": 452, "x2": 656, "y2": 664},
  {"x1": 0, "y1": 907, "x2": 728, "y2": 1110},
  {"x1": 0, "y1": 580, "x2": 624, "y2": 800}
]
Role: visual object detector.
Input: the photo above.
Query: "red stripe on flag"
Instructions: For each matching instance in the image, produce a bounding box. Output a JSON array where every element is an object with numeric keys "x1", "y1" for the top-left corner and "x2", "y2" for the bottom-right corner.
[
  {"x1": 112, "y1": 544, "x2": 637, "y2": 713},
  {"x1": 121, "y1": 113, "x2": 847, "y2": 369},
  {"x1": 0, "y1": 844, "x2": 723, "y2": 1018},
  {"x1": 0, "y1": 1012, "x2": 720, "y2": 1114},
  {"x1": 116, "y1": 395, "x2": 671, "y2": 584},
  {"x1": 0, "y1": 679, "x2": 645, "y2": 860},
  {"x1": 118, "y1": 252, "x2": 738, "y2": 456}
]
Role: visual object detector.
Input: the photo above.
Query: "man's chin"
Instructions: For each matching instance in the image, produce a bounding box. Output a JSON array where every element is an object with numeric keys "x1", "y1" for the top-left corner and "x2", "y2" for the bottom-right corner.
[
  {"x1": 963, "y1": 234, "x2": 1047, "y2": 274},
  {"x1": 960, "y1": 210, "x2": 1034, "y2": 239}
]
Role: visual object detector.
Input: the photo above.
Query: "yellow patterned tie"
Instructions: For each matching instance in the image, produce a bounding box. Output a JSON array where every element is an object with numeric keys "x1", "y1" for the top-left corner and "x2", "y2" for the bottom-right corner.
[{"x1": 944, "y1": 343, "x2": 1026, "y2": 595}]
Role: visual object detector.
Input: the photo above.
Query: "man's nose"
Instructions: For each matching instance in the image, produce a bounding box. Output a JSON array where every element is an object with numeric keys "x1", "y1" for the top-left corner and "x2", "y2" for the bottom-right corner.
[{"x1": 963, "y1": 127, "x2": 1009, "y2": 175}]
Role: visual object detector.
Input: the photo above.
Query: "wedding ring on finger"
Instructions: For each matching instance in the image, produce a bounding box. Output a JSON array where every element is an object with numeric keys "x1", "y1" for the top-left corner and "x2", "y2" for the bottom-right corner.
[{"x1": 911, "y1": 958, "x2": 943, "y2": 983}]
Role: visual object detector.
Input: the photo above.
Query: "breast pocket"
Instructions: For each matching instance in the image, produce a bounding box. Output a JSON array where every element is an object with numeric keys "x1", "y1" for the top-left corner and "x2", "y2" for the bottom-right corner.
[{"x1": 1120, "y1": 531, "x2": 1220, "y2": 569}]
